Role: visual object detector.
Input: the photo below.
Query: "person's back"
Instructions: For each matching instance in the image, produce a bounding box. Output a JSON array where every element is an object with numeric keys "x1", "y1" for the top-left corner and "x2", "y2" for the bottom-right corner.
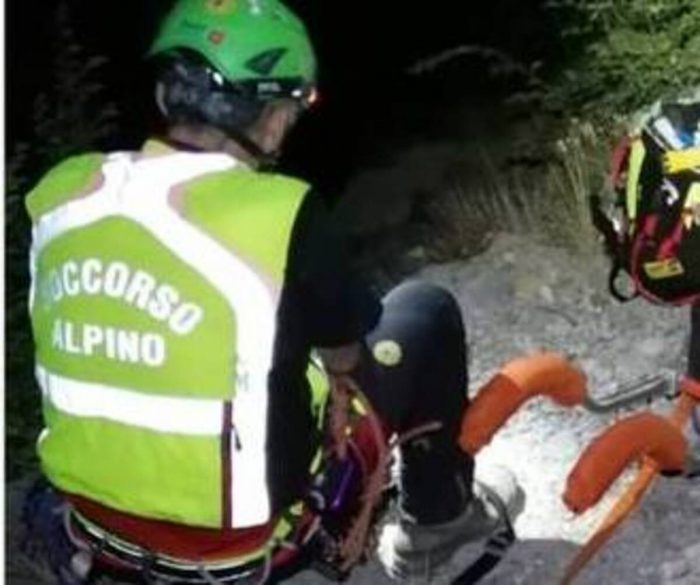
[{"x1": 28, "y1": 143, "x2": 322, "y2": 530}]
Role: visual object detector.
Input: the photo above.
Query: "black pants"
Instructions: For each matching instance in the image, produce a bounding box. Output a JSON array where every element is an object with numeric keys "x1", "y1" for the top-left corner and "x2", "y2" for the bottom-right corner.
[
  {"x1": 357, "y1": 281, "x2": 473, "y2": 525},
  {"x1": 689, "y1": 304, "x2": 700, "y2": 380}
]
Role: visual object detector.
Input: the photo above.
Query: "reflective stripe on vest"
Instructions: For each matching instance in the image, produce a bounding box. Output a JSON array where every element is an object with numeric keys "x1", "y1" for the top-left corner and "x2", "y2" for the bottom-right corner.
[
  {"x1": 30, "y1": 151, "x2": 308, "y2": 528},
  {"x1": 36, "y1": 366, "x2": 225, "y2": 435},
  {"x1": 626, "y1": 139, "x2": 646, "y2": 225}
]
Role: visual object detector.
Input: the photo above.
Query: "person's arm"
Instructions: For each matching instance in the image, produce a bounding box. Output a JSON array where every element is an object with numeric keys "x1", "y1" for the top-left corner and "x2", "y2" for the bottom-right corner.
[
  {"x1": 286, "y1": 189, "x2": 382, "y2": 456},
  {"x1": 286, "y1": 189, "x2": 382, "y2": 352}
]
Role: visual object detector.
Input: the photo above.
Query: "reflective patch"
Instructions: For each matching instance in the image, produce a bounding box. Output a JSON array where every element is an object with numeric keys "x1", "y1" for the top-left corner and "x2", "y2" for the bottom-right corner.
[
  {"x1": 684, "y1": 184, "x2": 700, "y2": 229},
  {"x1": 206, "y1": 0, "x2": 237, "y2": 14},
  {"x1": 373, "y1": 340, "x2": 402, "y2": 367},
  {"x1": 643, "y1": 258, "x2": 685, "y2": 280},
  {"x1": 351, "y1": 397, "x2": 368, "y2": 416},
  {"x1": 36, "y1": 365, "x2": 224, "y2": 435}
]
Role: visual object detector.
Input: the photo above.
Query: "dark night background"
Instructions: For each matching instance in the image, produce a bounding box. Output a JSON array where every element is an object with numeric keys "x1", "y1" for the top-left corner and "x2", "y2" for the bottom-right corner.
[{"x1": 7, "y1": 0, "x2": 558, "y2": 193}]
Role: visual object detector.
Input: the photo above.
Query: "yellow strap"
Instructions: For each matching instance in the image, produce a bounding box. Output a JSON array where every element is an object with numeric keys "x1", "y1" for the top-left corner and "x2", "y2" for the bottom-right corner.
[
  {"x1": 664, "y1": 147, "x2": 700, "y2": 174},
  {"x1": 626, "y1": 140, "x2": 646, "y2": 222}
]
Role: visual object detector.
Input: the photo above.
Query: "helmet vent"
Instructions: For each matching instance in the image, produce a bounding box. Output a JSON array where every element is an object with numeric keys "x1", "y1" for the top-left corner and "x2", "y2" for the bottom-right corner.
[{"x1": 245, "y1": 48, "x2": 287, "y2": 76}]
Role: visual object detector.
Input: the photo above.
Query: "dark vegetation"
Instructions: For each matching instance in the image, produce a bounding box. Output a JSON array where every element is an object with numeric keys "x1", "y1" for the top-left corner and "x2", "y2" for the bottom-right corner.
[{"x1": 7, "y1": 3, "x2": 119, "y2": 478}]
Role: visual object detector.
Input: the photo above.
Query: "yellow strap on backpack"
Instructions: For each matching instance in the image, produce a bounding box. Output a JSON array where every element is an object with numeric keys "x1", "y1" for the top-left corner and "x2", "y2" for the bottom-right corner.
[{"x1": 663, "y1": 147, "x2": 700, "y2": 174}]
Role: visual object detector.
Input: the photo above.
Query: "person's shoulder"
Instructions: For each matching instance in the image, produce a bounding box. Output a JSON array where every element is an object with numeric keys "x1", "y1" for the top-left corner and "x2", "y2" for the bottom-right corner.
[
  {"x1": 26, "y1": 151, "x2": 107, "y2": 220},
  {"x1": 203, "y1": 167, "x2": 312, "y2": 197},
  {"x1": 257, "y1": 171, "x2": 312, "y2": 197},
  {"x1": 31, "y1": 152, "x2": 106, "y2": 191}
]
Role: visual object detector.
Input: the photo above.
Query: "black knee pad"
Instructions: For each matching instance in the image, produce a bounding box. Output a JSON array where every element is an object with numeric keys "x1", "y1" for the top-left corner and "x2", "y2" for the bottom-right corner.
[{"x1": 383, "y1": 281, "x2": 464, "y2": 337}]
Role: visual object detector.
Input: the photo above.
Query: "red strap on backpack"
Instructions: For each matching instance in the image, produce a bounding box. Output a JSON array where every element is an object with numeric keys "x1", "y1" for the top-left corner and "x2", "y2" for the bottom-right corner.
[{"x1": 610, "y1": 135, "x2": 632, "y2": 190}]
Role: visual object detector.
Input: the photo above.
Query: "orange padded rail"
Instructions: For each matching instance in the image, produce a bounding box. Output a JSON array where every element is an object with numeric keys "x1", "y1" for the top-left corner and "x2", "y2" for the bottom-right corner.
[
  {"x1": 459, "y1": 353, "x2": 587, "y2": 456},
  {"x1": 559, "y1": 392, "x2": 697, "y2": 585},
  {"x1": 682, "y1": 376, "x2": 700, "y2": 400},
  {"x1": 563, "y1": 413, "x2": 687, "y2": 514}
]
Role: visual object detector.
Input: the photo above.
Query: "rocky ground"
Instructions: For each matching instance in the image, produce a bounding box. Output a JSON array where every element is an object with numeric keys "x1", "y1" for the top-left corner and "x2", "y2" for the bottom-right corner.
[
  {"x1": 415, "y1": 233, "x2": 700, "y2": 585},
  {"x1": 288, "y1": 233, "x2": 700, "y2": 585},
  {"x1": 7, "y1": 233, "x2": 699, "y2": 585}
]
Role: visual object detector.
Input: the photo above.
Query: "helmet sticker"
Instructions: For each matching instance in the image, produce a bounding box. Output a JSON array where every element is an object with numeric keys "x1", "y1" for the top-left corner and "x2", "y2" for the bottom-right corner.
[
  {"x1": 246, "y1": 48, "x2": 287, "y2": 76},
  {"x1": 208, "y1": 30, "x2": 226, "y2": 45},
  {"x1": 205, "y1": 0, "x2": 237, "y2": 14}
]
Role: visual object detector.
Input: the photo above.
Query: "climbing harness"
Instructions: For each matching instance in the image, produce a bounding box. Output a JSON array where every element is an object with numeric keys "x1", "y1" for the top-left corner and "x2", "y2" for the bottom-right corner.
[
  {"x1": 322, "y1": 373, "x2": 518, "y2": 585},
  {"x1": 65, "y1": 509, "x2": 275, "y2": 584},
  {"x1": 305, "y1": 372, "x2": 392, "y2": 577}
]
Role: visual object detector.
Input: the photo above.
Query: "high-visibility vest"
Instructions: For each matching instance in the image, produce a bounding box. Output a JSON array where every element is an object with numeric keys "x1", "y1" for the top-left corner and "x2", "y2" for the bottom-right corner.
[{"x1": 27, "y1": 142, "x2": 327, "y2": 529}]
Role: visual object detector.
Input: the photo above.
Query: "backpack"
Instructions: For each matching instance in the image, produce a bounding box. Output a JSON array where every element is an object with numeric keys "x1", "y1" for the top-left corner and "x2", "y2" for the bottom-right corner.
[{"x1": 599, "y1": 98, "x2": 700, "y2": 305}]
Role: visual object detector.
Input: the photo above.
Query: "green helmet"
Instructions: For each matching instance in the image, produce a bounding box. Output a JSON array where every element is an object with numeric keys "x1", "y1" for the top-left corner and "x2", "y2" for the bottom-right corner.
[{"x1": 150, "y1": 0, "x2": 317, "y2": 95}]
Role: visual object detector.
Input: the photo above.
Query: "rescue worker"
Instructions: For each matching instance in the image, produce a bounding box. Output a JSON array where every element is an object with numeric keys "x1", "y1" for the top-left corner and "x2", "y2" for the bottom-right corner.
[
  {"x1": 601, "y1": 96, "x2": 700, "y2": 475},
  {"x1": 21, "y1": 1, "x2": 524, "y2": 583}
]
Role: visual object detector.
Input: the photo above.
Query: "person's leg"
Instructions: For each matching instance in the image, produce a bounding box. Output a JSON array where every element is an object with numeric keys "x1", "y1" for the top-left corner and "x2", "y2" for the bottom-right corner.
[
  {"x1": 357, "y1": 281, "x2": 473, "y2": 524},
  {"x1": 362, "y1": 282, "x2": 523, "y2": 583}
]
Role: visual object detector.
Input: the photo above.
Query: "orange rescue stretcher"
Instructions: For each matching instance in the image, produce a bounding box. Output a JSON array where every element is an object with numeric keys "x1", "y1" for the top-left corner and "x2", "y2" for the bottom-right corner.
[{"x1": 457, "y1": 352, "x2": 699, "y2": 585}]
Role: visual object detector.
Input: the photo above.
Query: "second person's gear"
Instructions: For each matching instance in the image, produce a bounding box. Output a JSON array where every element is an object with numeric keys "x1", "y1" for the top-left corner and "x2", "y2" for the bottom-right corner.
[{"x1": 595, "y1": 96, "x2": 700, "y2": 305}]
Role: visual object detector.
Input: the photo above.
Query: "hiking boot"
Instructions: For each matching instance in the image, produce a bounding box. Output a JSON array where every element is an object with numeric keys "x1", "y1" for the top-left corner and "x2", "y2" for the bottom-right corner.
[{"x1": 376, "y1": 465, "x2": 525, "y2": 584}]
